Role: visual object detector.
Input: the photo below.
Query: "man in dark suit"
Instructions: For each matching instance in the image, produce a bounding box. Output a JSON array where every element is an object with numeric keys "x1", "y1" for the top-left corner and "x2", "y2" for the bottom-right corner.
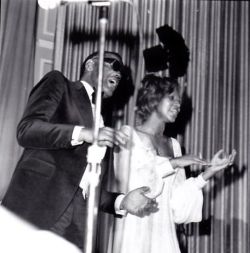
[{"x1": 2, "y1": 51, "x2": 157, "y2": 249}]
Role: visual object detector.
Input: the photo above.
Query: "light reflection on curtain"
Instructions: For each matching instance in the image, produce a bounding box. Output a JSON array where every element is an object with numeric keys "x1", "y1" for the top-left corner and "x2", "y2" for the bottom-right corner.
[
  {"x1": 0, "y1": 0, "x2": 37, "y2": 200},
  {"x1": 53, "y1": 1, "x2": 249, "y2": 253}
]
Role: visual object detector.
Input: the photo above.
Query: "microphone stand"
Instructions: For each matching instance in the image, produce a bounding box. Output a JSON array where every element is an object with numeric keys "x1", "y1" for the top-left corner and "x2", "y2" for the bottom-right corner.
[{"x1": 84, "y1": 5, "x2": 109, "y2": 253}]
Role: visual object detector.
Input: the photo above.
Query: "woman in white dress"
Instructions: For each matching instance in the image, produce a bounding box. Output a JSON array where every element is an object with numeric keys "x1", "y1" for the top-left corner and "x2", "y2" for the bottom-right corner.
[{"x1": 109, "y1": 74, "x2": 236, "y2": 253}]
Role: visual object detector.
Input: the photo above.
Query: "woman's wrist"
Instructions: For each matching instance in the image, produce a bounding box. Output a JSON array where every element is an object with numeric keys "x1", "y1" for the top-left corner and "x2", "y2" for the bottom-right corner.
[{"x1": 201, "y1": 167, "x2": 215, "y2": 181}]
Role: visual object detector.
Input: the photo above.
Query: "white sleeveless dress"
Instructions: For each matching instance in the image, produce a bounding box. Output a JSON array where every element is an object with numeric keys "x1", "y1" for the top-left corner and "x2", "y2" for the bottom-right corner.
[{"x1": 108, "y1": 125, "x2": 206, "y2": 253}]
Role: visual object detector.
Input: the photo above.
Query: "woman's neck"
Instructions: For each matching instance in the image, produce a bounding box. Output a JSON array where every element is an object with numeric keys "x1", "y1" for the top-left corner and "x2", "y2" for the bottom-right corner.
[{"x1": 137, "y1": 116, "x2": 164, "y2": 136}]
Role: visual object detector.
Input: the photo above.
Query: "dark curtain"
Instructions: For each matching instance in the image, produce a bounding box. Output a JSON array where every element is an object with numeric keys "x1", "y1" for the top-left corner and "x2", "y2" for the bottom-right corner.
[{"x1": 0, "y1": 0, "x2": 37, "y2": 200}]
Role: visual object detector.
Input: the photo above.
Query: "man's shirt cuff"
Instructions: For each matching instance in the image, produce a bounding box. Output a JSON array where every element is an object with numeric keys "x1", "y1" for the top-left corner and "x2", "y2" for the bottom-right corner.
[
  {"x1": 71, "y1": 126, "x2": 84, "y2": 146},
  {"x1": 114, "y1": 194, "x2": 127, "y2": 216}
]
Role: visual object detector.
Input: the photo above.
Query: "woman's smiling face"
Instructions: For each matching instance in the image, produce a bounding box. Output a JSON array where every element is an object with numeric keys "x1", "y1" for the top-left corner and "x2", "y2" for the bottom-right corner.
[{"x1": 156, "y1": 88, "x2": 181, "y2": 123}]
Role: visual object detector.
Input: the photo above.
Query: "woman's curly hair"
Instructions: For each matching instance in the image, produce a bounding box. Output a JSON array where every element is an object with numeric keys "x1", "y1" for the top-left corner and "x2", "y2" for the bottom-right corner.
[{"x1": 136, "y1": 74, "x2": 179, "y2": 123}]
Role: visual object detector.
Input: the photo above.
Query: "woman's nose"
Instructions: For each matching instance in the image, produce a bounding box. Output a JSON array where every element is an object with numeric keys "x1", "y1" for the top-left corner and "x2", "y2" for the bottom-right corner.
[{"x1": 174, "y1": 100, "x2": 181, "y2": 107}]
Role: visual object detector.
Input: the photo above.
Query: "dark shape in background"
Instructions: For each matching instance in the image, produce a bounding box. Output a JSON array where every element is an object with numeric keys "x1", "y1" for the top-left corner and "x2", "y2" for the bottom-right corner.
[
  {"x1": 69, "y1": 28, "x2": 139, "y2": 48},
  {"x1": 143, "y1": 45, "x2": 169, "y2": 72},
  {"x1": 143, "y1": 24, "x2": 190, "y2": 78}
]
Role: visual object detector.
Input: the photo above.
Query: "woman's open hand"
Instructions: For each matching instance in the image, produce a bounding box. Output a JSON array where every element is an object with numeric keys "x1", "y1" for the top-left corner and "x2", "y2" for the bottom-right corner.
[{"x1": 202, "y1": 149, "x2": 236, "y2": 181}]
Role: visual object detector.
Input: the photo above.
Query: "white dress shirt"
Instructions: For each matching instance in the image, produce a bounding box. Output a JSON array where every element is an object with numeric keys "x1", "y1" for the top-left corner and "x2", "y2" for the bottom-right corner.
[{"x1": 71, "y1": 81, "x2": 125, "y2": 214}]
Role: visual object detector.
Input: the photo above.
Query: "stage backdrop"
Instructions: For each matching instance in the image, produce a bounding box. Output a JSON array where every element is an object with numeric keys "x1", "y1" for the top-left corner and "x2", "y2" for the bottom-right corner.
[
  {"x1": 0, "y1": 1, "x2": 249, "y2": 253},
  {"x1": 52, "y1": 1, "x2": 249, "y2": 253}
]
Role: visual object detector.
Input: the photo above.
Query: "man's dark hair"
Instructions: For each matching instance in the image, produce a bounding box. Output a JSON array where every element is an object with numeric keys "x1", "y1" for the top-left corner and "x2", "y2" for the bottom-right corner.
[{"x1": 79, "y1": 51, "x2": 123, "y2": 79}]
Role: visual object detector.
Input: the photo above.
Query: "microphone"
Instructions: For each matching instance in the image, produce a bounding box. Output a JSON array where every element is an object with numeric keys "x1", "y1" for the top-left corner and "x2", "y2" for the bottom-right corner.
[{"x1": 38, "y1": 0, "x2": 117, "y2": 10}]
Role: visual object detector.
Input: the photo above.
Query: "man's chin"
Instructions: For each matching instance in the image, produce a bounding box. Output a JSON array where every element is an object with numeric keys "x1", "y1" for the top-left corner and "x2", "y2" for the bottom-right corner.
[
  {"x1": 103, "y1": 92, "x2": 113, "y2": 99},
  {"x1": 103, "y1": 89, "x2": 114, "y2": 98}
]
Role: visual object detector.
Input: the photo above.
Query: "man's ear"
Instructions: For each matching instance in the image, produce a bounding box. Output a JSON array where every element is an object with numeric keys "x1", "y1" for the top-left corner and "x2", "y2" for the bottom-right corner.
[{"x1": 85, "y1": 59, "x2": 95, "y2": 72}]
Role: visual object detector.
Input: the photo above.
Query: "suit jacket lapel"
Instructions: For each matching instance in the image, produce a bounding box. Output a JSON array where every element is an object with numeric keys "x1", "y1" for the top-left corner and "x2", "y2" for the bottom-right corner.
[{"x1": 72, "y1": 81, "x2": 93, "y2": 128}]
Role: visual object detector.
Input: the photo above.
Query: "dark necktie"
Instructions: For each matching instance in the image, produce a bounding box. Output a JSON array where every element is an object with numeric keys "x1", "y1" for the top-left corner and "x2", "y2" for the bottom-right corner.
[{"x1": 91, "y1": 90, "x2": 96, "y2": 104}]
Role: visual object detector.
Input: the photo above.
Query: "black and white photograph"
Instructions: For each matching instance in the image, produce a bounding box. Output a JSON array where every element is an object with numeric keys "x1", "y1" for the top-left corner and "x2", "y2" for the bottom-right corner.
[{"x1": 0, "y1": 0, "x2": 249, "y2": 252}]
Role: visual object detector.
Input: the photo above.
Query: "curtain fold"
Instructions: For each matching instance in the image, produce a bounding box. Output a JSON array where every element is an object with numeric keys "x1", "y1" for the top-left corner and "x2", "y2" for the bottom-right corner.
[
  {"x1": 178, "y1": 2, "x2": 249, "y2": 253},
  {"x1": 0, "y1": 0, "x2": 37, "y2": 200},
  {"x1": 53, "y1": 1, "x2": 249, "y2": 253}
]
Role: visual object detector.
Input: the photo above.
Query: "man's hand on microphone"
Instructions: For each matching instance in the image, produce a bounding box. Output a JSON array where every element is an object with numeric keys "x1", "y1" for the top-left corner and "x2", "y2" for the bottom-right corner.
[{"x1": 79, "y1": 127, "x2": 129, "y2": 148}]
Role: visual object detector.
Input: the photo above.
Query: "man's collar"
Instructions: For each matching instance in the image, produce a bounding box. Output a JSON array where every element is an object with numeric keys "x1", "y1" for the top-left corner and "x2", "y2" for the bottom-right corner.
[{"x1": 80, "y1": 80, "x2": 94, "y2": 99}]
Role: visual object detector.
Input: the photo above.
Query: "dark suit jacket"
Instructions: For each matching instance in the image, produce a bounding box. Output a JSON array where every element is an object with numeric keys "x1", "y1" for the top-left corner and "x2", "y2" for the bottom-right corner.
[{"x1": 2, "y1": 70, "x2": 119, "y2": 229}]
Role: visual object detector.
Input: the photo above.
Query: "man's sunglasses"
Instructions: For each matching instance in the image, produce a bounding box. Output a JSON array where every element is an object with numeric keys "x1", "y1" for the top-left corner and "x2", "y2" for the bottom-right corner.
[{"x1": 104, "y1": 58, "x2": 123, "y2": 72}]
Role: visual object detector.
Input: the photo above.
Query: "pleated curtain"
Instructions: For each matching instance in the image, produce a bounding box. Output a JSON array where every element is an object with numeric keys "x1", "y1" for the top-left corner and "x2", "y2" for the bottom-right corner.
[
  {"x1": 53, "y1": 1, "x2": 249, "y2": 253},
  {"x1": 0, "y1": 0, "x2": 37, "y2": 200}
]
